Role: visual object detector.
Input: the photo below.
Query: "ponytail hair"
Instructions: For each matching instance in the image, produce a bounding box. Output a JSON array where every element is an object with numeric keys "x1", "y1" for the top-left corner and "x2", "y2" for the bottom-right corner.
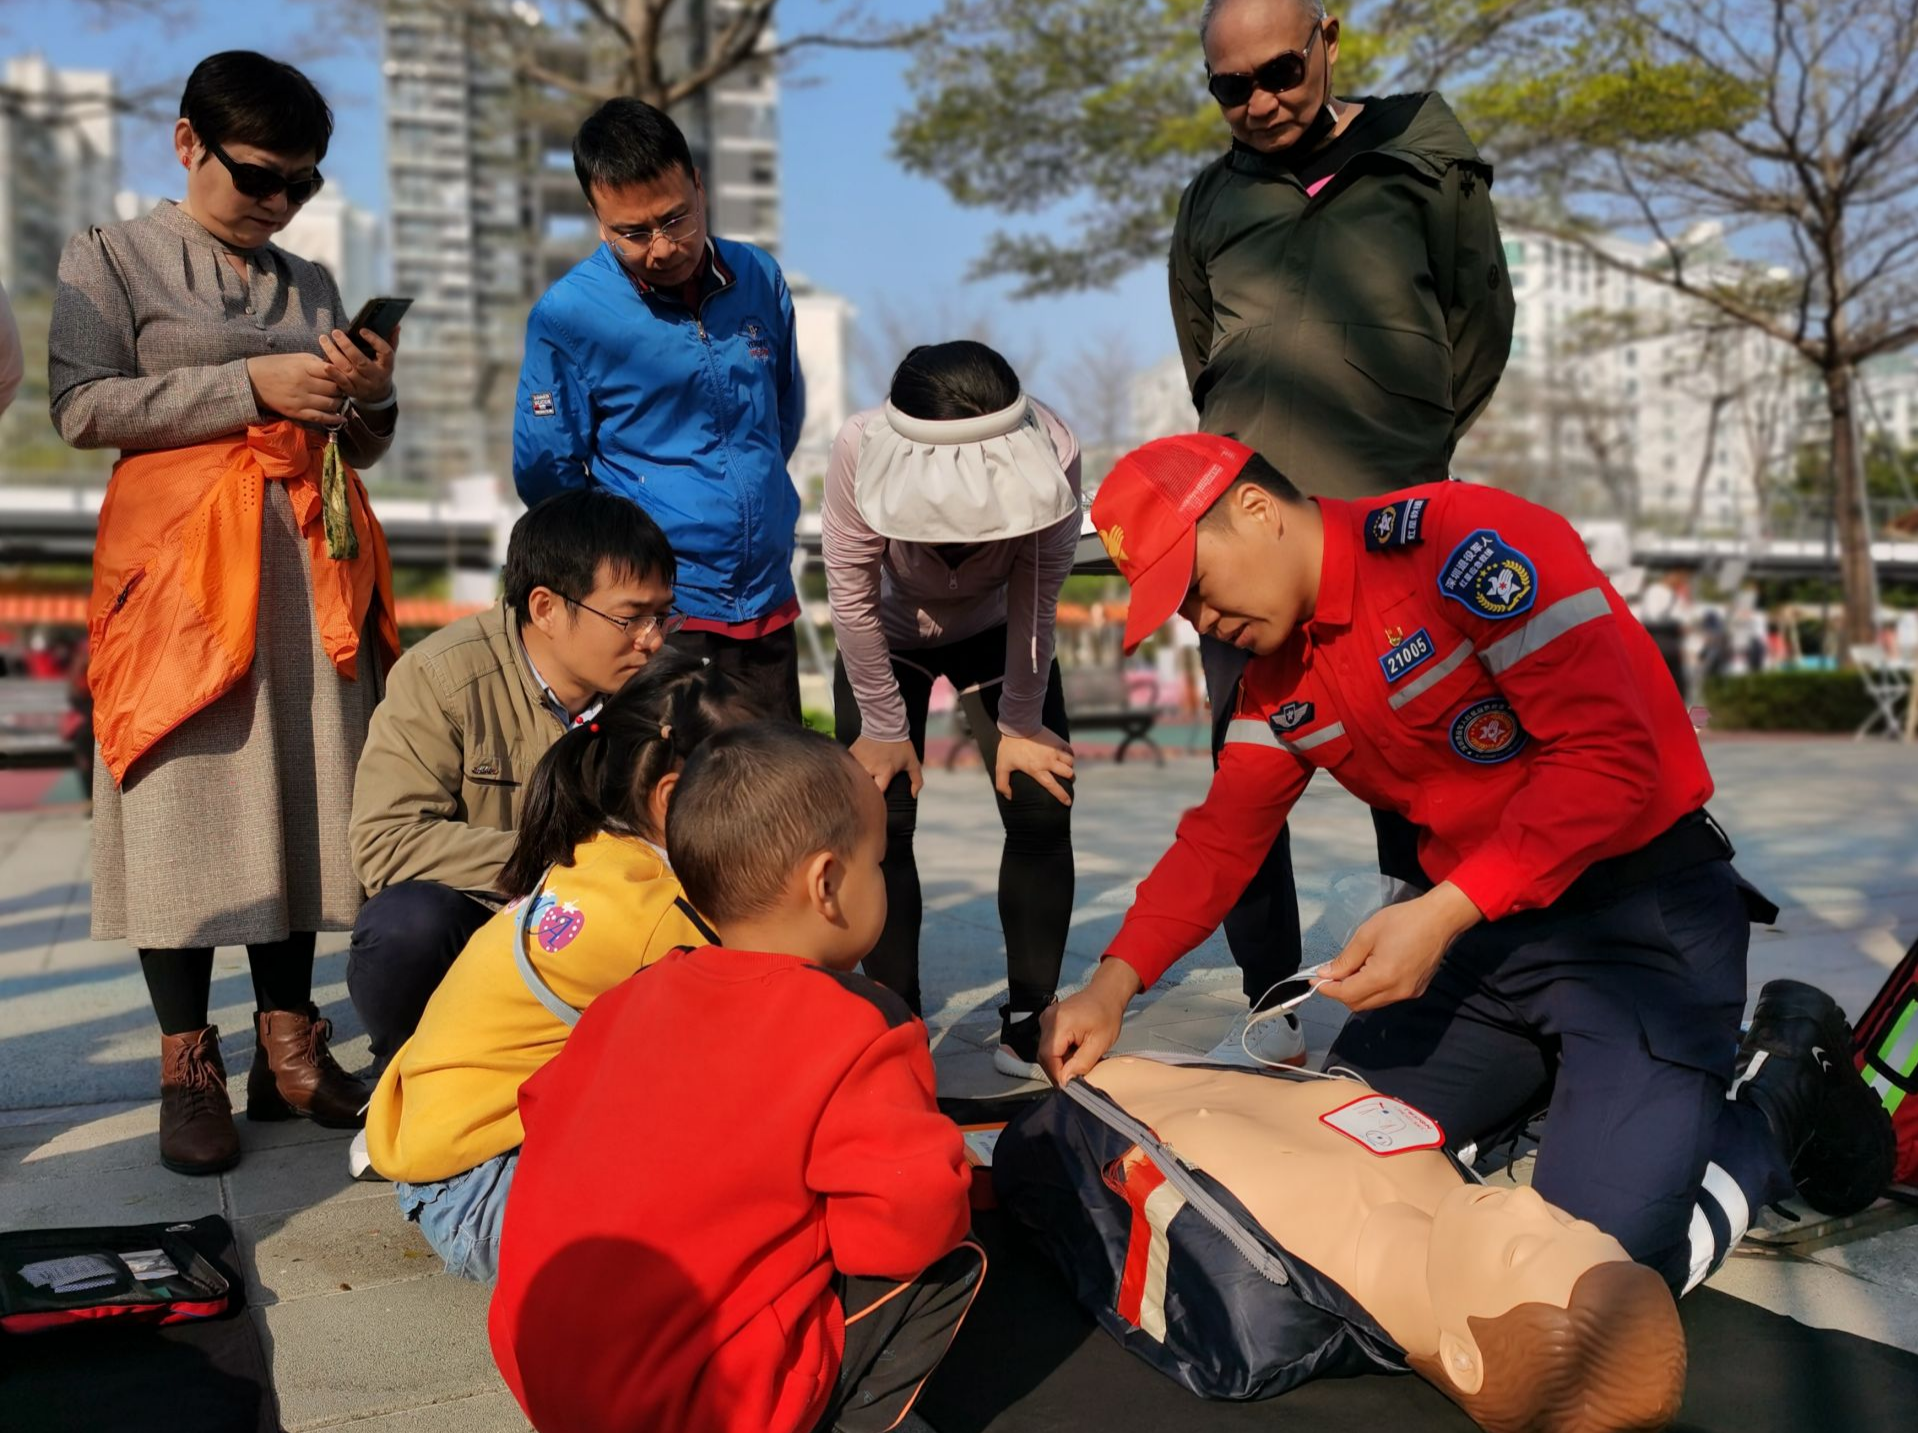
[{"x1": 496, "y1": 647, "x2": 764, "y2": 899}]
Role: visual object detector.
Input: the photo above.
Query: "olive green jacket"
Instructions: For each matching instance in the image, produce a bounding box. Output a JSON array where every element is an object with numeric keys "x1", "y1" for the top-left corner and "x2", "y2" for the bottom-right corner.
[
  {"x1": 1169, "y1": 91, "x2": 1515, "y2": 499},
  {"x1": 350, "y1": 601, "x2": 571, "y2": 897}
]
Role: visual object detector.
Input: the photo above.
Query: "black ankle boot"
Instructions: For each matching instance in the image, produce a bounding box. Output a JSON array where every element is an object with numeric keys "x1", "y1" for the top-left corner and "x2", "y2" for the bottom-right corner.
[{"x1": 1734, "y1": 979, "x2": 1895, "y2": 1215}]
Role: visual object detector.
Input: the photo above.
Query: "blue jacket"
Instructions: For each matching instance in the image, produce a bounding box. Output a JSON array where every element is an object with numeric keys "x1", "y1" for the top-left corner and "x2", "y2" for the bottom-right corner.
[{"x1": 513, "y1": 237, "x2": 805, "y2": 624}]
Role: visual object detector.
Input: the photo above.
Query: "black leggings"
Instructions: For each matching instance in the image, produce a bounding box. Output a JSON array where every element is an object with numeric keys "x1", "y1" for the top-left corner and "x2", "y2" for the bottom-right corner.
[
  {"x1": 139, "y1": 934, "x2": 316, "y2": 1036},
  {"x1": 833, "y1": 624, "x2": 1073, "y2": 1018}
]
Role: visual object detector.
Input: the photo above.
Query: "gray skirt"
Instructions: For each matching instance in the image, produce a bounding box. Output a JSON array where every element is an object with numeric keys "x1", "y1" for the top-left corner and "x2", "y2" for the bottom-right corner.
[{"x1": 90, "y1": 482, "x2": 384, "y2": 948}]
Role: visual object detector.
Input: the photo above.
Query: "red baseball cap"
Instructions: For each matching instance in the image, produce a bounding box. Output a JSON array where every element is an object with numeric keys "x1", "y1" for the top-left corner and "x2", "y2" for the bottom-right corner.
[{"x1": 1090, "y1": 433, "x2": 1256, "y2": 654}]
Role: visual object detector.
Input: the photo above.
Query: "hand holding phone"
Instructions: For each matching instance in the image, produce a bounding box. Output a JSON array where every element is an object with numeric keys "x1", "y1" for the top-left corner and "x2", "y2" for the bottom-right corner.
[{"x1": 343, "y1": 296, "x2": 412, "y2": 358}]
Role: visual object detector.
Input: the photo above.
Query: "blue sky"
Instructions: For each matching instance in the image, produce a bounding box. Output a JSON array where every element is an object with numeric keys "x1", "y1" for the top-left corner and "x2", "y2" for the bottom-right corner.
[{"x1": 14, "y1": 0, "x2": 1183, "y2": 406}]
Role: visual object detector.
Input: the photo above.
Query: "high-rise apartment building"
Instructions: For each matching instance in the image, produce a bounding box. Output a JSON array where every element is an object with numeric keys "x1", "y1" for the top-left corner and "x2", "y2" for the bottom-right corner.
[
  {"x1": 382, "y1": 0, "x2": 781, "y2": 489},
  {"x1": 0, "y1": 55, "x2": 118, "y2": 477}
]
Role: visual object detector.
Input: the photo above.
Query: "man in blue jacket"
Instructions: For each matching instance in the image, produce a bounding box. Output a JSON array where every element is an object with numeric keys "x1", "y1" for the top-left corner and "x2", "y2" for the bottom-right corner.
[{"x1": 515, "y1": 98, "x2": 806, "y2": 717}]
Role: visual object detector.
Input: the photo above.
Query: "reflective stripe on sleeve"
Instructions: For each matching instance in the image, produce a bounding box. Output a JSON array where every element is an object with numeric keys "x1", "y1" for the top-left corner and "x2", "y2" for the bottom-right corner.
[
  {"x1": 1223, "y1": 716, "x2": 1343, "y2": 755},
  {"x1": 1478, "y1": 587, "x2": 1612, "y2": 675}
]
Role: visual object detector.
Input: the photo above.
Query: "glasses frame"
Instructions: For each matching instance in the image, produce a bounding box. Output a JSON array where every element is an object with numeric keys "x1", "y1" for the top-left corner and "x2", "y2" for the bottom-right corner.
[
  {"x1": 608, "y1": 210, "x2": 702, "y2": 254},
  {"x1": 1205, "y1": 23, "x2": 1325, "y2": 109},
  {"x1": 202, "y1": 137, "x2": 325, "y2": 205},
  {"x1": 568, "y1": 595, "x2": 686, "y2": 646}
]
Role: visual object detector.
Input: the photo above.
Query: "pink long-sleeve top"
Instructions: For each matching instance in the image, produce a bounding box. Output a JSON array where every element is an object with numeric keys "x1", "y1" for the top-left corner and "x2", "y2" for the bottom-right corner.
[{"x1": 822, "y1": 402, "x2": 1082, "y2": 743}]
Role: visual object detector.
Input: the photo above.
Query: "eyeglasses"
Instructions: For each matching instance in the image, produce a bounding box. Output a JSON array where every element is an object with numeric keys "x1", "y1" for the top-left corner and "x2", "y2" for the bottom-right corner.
[
  {"x1": 609, "y1": 212, "x2": 701, "y2": 253},
  {"x1": 202, "y1": 138, "x2": 325, "y2": 205},
  {"x1": 1205, "y1": 24, "x2": 1324, "y2": 108},
  {"x1": 569, "y1": 596, "x2": 687, "y2": 645}
]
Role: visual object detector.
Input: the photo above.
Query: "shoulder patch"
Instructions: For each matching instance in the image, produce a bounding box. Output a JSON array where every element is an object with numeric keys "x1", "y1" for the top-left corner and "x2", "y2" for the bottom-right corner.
[
  {"x1": 1438, "y1": 529, "x2": 1537, "y2": 620},
  {"x1": 1270, "y1": 700, "x2": 1316, "y2": 733},
  {"x1": 805, "y1": 966, "x2": 916, "y2": 1031},
  {"x1": 1365, "y1": 498, "x2": 1429, "y2": 552},
  {"x1": 1448, "y1": 698, "x2": 1528, "y2": 764},
  {"x1": 529, "y1": 391, "x2": 555, "y2": 417}
]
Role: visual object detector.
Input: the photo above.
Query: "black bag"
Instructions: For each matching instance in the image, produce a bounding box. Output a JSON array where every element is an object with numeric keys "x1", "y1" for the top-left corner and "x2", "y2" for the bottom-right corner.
[
  {"x1": 0, "y1": 1219, "x2": 233, "y2": 1335},
  {"x1": 991, "y1": 1062, "x2": 1410, "y2": 1401}
]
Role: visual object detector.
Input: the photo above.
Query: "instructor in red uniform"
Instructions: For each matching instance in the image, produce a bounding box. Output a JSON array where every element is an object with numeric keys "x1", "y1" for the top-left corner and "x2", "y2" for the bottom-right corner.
[{"x1": 1043, "y1": 434, "x2": 1894, "y2": 1295}]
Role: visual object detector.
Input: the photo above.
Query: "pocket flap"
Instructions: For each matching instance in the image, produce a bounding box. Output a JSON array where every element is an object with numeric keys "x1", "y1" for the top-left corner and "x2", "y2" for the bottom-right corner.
[{"x1": 1342, "y1": 324, "x2": 1454, "y2": 411}]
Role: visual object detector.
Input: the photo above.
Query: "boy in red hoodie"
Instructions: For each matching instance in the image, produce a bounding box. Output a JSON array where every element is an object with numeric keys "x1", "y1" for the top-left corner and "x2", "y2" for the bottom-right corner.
[{"x1": 488, "y1": 721, "x2": 980, "y2": 1433}]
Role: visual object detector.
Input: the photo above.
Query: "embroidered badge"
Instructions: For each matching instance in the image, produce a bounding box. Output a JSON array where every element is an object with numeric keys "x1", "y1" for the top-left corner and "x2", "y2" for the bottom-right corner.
[
  {"x1": 1098, "y1": 525, "x2": 1129, "y2": 565},
  {"x1": 1271, "y1": 700, "x2": 1315, "y2": 732},
  {"x1": 530, "y1": 392, "x2": 556, "y2": 417},
  {"x1": 1379, "y1": 627, "x2": 1436, "y2": 684},
  {"x1": 536, "y1": 899, "x2": 586, "y2": 953},
  {"x1": 1448, "y1": 698, "x2": 1528, "y2": 764},
  {"x1": 1438, "y1": 529, "x2": 1537, "y2": 619},
  {"x1": 1321, "y1": 1096, "x2": 1446, "y2": 1155},
  {"x1": 1364, "y1": 498, "x2": 1429, "y2": 552}
]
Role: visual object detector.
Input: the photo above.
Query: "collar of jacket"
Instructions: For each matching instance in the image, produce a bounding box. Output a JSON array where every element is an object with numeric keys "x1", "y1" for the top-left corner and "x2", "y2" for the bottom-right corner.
[
  {"x1": 481, "y1": 599, "x2": 568, "y2": 728},
  {"x1": 618, "y1": 239, "x2": 736, "y2": 311},
  {"x1": 1225, "y1": 91, "x2": 1488, "y2": 189},
  {"x1": 1295, "y1": 498, "x2": 1357, "y2": 668}
]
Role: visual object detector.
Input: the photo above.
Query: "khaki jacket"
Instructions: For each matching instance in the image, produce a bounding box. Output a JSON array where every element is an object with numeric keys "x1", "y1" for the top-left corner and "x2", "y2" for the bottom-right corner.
[{"x1": 350, "y1": 601, "x2": 568, "y2": 896}]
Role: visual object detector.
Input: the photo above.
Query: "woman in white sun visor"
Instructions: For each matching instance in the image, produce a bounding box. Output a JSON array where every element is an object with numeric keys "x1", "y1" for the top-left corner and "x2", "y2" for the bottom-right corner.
[{"x1": 823, "y1": 340, "x2": 1082, "y2": 1083}]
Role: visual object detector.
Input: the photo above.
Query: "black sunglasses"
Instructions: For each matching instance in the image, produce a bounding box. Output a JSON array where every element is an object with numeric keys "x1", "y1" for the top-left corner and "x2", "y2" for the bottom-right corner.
[
  {"x1": 1206, "y1": 24, "x2": 1324, "y2": 108},
  {"x1": 203, "y1": 138, "x2": 325, "y2": 205}
]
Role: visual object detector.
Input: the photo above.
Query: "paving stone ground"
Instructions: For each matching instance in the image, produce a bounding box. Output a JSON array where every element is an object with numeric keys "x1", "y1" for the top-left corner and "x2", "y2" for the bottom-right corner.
[{"x1": 1, "y1": 738, "x2": 1915, "y2": 1428}]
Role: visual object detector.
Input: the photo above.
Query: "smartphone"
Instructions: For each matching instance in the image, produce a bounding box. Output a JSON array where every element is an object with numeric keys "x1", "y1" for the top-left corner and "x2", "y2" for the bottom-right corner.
[{"x1": 343, "y1": 296, "x2": 413, "y2": 357}]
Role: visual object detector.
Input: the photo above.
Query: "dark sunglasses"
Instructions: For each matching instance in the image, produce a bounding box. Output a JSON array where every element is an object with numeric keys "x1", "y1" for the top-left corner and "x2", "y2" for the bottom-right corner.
[
  {"x1": 1206, "y1": 24, "x2": 1324, "y2": 108},
  {"x1": 203, "y1": 138, "x2": 325, "y2": 205}
]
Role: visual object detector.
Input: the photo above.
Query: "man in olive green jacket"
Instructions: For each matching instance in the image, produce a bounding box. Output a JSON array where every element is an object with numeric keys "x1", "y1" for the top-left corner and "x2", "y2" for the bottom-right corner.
[
  {"x1": 347, "y1": 490, "x2": 677, "y2": 1070},
  {"x1": 1171, "y1": 0, "x2": 1515, "y2": 1058}
]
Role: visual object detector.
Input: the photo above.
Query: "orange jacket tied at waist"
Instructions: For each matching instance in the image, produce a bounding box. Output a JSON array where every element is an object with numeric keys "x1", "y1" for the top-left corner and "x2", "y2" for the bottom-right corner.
[{"x1": 89, "y1": 421, "x2": 399, "y2": 785}]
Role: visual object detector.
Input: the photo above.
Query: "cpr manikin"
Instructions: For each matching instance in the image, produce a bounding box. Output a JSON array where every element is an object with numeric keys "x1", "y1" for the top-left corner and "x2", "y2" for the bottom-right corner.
[{"x1": 1086, "y1": 1057, "x2": 1685, "y2": 1433}]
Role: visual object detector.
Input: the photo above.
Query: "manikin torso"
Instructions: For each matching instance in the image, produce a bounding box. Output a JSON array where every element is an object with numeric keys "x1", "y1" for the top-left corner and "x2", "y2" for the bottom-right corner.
[{"x1": 1085, "y1": 1057, "x2": 1630, "y2": 1377}]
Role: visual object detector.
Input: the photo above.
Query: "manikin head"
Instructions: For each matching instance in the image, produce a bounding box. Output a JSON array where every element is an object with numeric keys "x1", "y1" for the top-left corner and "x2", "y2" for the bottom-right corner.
[
  {"x1": 1090, "y1": 435, "x2": 1320, "y2": 659},
  {"x1": 1416, "y1": 1184, "x2": 1685, "y2": 1433}
]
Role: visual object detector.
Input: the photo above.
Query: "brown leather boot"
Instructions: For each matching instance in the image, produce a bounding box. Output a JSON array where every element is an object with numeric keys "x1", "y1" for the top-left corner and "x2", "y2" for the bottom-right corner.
[
  {"x1": 159, "y1": 1026, "x2": 240, "y2": 1176},
  {"x1": 246, "y1": 1004, "x2": 370, "y2": 1129}
]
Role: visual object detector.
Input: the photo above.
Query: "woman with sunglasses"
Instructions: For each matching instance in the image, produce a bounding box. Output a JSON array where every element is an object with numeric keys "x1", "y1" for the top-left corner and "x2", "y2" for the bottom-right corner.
[{"x1": 49, "y1": 51, "x2": 402, "y2": 1176}]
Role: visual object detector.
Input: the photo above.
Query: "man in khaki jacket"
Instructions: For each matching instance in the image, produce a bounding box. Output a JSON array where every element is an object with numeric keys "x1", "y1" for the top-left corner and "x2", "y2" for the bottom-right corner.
[{"x1": 348, "y1": 489, "x2": 678, "y2": 1071}]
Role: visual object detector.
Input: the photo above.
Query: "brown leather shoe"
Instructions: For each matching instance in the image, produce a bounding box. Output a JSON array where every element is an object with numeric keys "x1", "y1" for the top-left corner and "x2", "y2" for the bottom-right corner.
[
  {"x1": 246, "y1": 1004, "x2": 370, "y2": 1129},
  {"x1": 159, "y1": 1026, "x2": 240, "y2": 1176}
]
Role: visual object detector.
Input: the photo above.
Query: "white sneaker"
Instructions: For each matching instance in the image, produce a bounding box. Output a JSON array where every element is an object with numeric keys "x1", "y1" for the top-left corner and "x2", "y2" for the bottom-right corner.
[
  {"x1": 348, "y1": 1127, "x2": 385, "y2": 1182},
  {"x1": 992, "y1": 1043, "x2": 1048, "y2": 1082},
  {"x1": 1205, "y1": 1007, "x2": 1307, "y2": 1068}
]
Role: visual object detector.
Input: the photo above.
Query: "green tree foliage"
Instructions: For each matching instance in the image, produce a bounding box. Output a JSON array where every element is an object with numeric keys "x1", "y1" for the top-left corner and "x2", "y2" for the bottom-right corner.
[{"x1": 894, "y1": 0, "x2": 1572, "y2": 295}]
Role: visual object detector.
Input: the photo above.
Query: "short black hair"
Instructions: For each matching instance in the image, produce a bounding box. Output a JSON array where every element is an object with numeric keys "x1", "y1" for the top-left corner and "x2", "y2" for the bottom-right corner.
[
  {"x1": 573, "y1": 98, "x2": 696, "y2": 202},
  {"x1": 888, "y1": 341, "x2": 1022, "y2": 421},
  {"x1": 1199, "y1": 451, "x2": 1305, "y2": 528},
  {"x1": 180, "y1": 51, "x2": 333, "y2": 162},
  {"x1": 502, "y1": 489, "x2": 676, "y2": 616},
  {"x1": 668, "y1": 723, "x2": 870, "y2": 926}
]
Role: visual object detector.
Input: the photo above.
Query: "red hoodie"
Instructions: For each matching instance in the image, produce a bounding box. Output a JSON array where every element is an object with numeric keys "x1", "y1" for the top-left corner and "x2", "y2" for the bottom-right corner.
[{"x1": 488, "y1": 946, "x2": 971, "y2": 1433}]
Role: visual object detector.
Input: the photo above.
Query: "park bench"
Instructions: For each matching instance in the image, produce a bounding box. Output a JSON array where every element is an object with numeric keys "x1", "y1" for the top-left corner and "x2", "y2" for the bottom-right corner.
[{"x1": 1061, "y1": 665, "x2": 1164, "y2": 766}]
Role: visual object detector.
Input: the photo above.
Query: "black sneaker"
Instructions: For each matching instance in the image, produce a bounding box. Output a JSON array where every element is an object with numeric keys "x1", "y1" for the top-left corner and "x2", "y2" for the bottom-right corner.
[{"x1": 1733, "y1": 979, "x2": 1896, "y2": 1216}]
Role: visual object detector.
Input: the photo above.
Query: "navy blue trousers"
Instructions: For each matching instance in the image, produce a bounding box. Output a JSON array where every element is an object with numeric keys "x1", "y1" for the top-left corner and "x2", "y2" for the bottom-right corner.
[
  {"x1": 347, "y1": 881, "x2": 495, "y2": 1074},
  {"x1": 1327, "y1": 859, "x2": 1793, "y2": 1292}
]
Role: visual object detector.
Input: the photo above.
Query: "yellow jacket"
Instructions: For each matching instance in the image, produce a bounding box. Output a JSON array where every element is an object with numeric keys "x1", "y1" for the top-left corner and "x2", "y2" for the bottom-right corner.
[{"x1": 365, "y1": 831, "x2": 706, "y2": 1183}]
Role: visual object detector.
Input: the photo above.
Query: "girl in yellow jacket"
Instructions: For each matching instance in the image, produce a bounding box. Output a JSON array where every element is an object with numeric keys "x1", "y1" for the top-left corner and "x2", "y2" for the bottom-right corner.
[{"x1": 364, "y1": 646, "x2": 761, "y2": 1279}]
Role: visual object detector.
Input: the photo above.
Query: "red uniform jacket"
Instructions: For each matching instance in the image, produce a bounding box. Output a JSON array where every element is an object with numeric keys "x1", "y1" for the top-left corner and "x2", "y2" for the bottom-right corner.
[
  {"x1": 488, "y1": 946, "x2": 971, "y2": 1433},
  {"x1": 1109, "y1": 483, "x2": 1713, "y2": 989}
]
